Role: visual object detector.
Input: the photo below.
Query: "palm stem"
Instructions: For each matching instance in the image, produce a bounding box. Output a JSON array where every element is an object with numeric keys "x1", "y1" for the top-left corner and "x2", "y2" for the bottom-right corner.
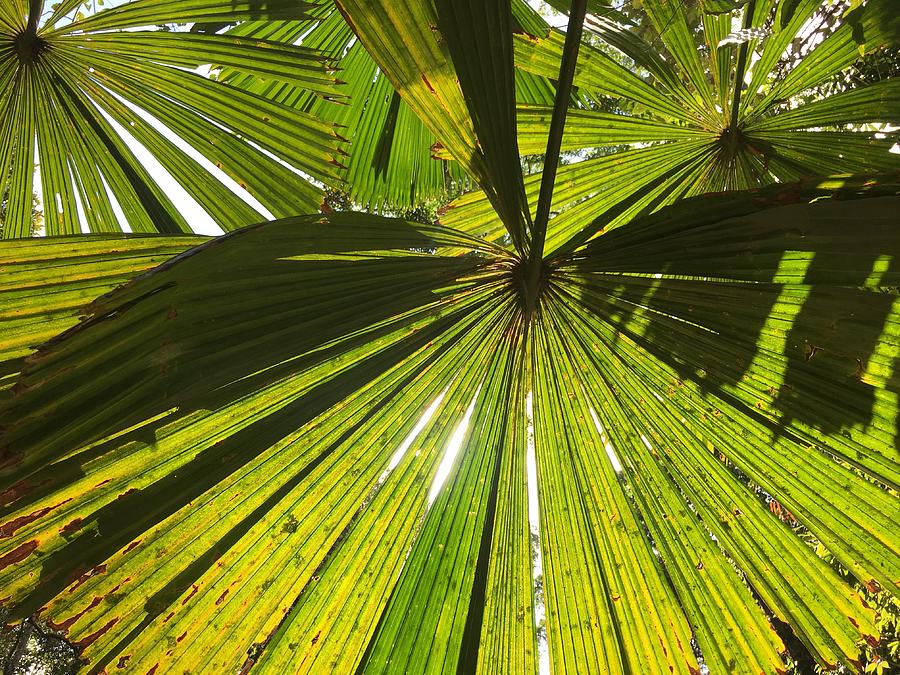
[
  {"x1": 524, "y1": 0, "x2": 587, "y2": 320},
  {"x1": 729, "y1": 0, "x2": 756, "y2": 132}
]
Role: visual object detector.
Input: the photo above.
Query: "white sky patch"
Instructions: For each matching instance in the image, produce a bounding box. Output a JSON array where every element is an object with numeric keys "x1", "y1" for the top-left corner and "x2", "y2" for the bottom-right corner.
[
  {"x1": 97, "y1": 85, "x2": 275, "y2": 222},
  {"x1": 525, "y1": 391, "x2": 550, "y2": 675},
  {"x1": 100, "y1": 169, "x2": 132, "y2": 232},
  {"x1": 67, "y1": 163, "x2": 90, "y2": 233},
  {"x1": 589, "y1": 407, "x2": 623, "y2": 473},
  {"x1": 91, "y1": 101, "x2": 224, "y2": 235},
  {"x1": 527, "y1": 0, "x2": 569, "y2": 28},
  {"x1": 427, "y1": 386, "x2": 481, "y2": 505},
  {"x1": 375, "y1": 389, "x2": 447, "y2": 487}
]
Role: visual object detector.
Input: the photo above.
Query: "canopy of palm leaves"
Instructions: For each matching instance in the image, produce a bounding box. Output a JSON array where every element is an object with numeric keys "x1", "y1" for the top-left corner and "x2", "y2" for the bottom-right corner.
[
  {"x1": 0, "y1": 0, "x2": 347, "y2": 237},
  {"x1": 0, "y1": 0, "x2": 898, "y2": 674}
]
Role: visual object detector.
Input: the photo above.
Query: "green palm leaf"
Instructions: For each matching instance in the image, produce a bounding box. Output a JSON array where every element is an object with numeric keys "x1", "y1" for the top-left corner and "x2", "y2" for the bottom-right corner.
[
  {"x1": 217, "y1": 8, "x2": 475, "y2": 212},
  {"x1": 0, "y1": 176, "x2": 897, "y2": 673},
  {"x1": 453, "y1": 0, "x2": 899, "y2": 254},
  {"x1": 0, "y1": 0, "x2": 347, "y2": 238},
  {"x1": 0, "y1": 233, "x2": 205, "y2": 393},
  {"x1": 1, "y1": 1, "x2": 898, "y2": 673}
]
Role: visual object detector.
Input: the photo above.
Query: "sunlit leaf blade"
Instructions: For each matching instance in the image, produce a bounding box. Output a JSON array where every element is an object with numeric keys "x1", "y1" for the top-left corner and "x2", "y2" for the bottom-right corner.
[
  {"x1": 538, "y1": 176, "x2": 900, "y2": 669},
  {"x1": 219, "y1": 9, "x2": 472, "y2": 211},
  {"x1": 0, "y1": 212, "x2": 519, "y2": 672},
  {"x1": 639, "y1": 0, "x2": 716, "y2": 110},
  {"x1": 432, "y1": 0, "x2": 531, "y2": 248},
  {"x1": 0, "y1": 0, "x2": 346, "y2": 237},
  {"x1": 513, "y1": 28, "x2": 694, "y2": 123},
  {"x1": 46, "y1": 0, "x2": 319, "y2": 34},
  {"x1": 442, "y1": 139, "x2": 714, "y2": 251},
  {"x1": 746, "y1": 78, "x2": 900, "y2": 131},
  {"x1": 529, "y1": 321, "x2": 698, "y2": 673},
  {"x1": 333, "y1": 0, "x2": 531, "y2": 249},
  {"x1": 513, "y1": 104, "x2": 707, "y2": 155}
]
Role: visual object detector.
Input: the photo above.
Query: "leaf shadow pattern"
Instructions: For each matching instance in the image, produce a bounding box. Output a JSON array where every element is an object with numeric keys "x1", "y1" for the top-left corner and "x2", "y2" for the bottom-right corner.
[
  {"x1": 0, "y1": 213, "x2": 507, "y2": 631},
  {"x1": 560, "y1": 180, "x2": 900, "y2": 486}
]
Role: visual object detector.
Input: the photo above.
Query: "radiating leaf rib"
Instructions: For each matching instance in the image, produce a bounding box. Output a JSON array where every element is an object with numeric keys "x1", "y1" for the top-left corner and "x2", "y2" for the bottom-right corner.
[
  {"x1": 746, "y1": 78, "x2": 900, "y2": 132},
  {"x1": 544, "y1": 289, "x2": 879, "y2": 666},
  {"x1": 751, "y1": 131, "x2": 898, "y2": 176},
  {"x1": 474, "y1": 362, "x2": 538, "y2": 675},
  {"x1": 573, "y1": 359, "x2": 788, "y2": 675},
  {"x1": 442, "y1": 139, "x2": 713, "y2": 252},
  {"x1": 360, "y1": 324, "x2": 521, "y2": 673},
  {"x1": 639, "y1": 0, "x2": 717, "y2": 112},
  {"x1": 4, "y1": 67, "x2": 35, "y2": 238},
  {"x1": 513, "y1": 105, "x2": 707, "y2": 155},
  {"x1": 531, "y1": 316, "x2": 697, "y2": 673},
  {"x1": 583, "y1": 13, "x2": 712, "y2": 123},
  {"x1": 537, "y1": 295, "x2": 788, "y2": 674},
  {"x1": 63, "y1": 32, "x2": 343, "y2": 99},
  {"x1": 1, "y1": 0, "x2": 345, "y2": 237},
  {"x1": 513, "y1": 29, "x2": 694, "y2": 124},
  {"x1": 47, "y1": 0, "x2": 319, "y2": 35},
  {"x1": 224, "y1": 9, "x2": 471, "y2": 211},
  {"x1": 256, "y1": 310, "x2": 518, "y2": 673},
  {"x1": 433, "y1": 0, "x2": 531, "y2": 248}
]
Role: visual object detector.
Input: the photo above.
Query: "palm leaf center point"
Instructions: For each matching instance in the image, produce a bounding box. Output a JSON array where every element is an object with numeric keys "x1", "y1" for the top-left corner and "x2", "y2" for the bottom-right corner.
[{"x1": 12, "y1": 29, "x2": 46, "y2": 66}]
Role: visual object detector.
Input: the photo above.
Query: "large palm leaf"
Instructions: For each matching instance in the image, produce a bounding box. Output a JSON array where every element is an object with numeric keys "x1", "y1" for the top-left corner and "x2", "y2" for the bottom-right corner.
[
  {"x1": 0, "y1": 0, "x2": 347, "y2": 237},
  {"x1": 1, "y1": 0, "x2": 898, "y2": 673},
  {"x1": 443, "y1": 0, "x2": 900, "y2": 253}
]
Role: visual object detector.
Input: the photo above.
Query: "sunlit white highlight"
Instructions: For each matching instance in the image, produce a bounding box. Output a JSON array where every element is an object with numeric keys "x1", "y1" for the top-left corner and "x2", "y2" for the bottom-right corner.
[
  {"x1": 589, "y1": 408, "x2": 623, "y2": 473},
  {"x1": 376, "y1": 389, "x2": 447, "y2": 487},
  {"x1": 427, "y1": 387, "x2": 480, "y2": 505},
  {"x1": 525, "y1": 391, "x2": 549, "y2": 675}
]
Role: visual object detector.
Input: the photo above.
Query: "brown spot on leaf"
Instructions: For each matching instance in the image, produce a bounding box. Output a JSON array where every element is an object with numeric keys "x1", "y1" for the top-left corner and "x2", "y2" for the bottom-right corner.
[
  {"x1": 71, "y1": 564, "x2": 107, "y2": 591},
  {"x1": 0, "y1": 540, "x2": 37, "y2": 572},
  {"x1": 0, "y1": 507, "x2": 52, "y2": 538},
  {"x1": 46, "y1": 595, "x2": 103, "y2": 632},
  {"x1": 0, "y1": 480, "x2": 45, "y2": 507},
  {"x1": 116, "y1": 655, "x2": 130, "y2": 669},
  {"x1": 311, "y1": 630, "x2": 321, "y2": 646},
  {"x1": 421, "y1": 74, "x2": 436, "y2": 95},
  {"x1": 119, "y1": 539, "x2": 141, "y2": 555},
  {"x1": 60, "y1": 518, "x2": 86, "y2": 538},
  {"x1": 864, "y1": 579, "x2": 882, "y2": 594},
  {"x1": 215, "y1": 589, "x2": 229, "y2": 606},
  {"x1": 73, "y1": 617, "x2": 118, "y2": 650}
]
